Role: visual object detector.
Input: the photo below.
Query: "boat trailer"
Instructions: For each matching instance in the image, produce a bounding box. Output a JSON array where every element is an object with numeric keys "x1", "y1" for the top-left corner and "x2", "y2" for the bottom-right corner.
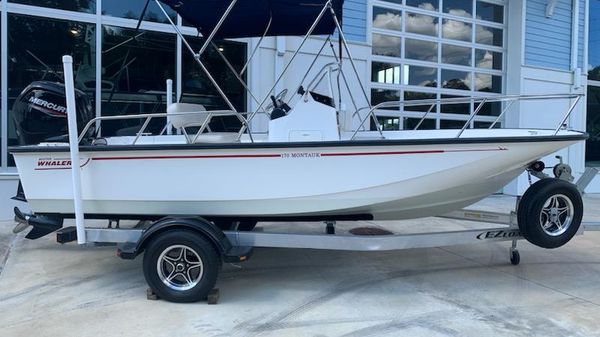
[{"x1": 13, "y1": 166, "x2": 600, "y2": 303}]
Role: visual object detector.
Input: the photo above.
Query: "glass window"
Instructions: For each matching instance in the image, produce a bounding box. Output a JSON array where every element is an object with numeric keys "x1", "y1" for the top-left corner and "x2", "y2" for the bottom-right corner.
[
  {"x1": 476, "y1": 25, "x2": 503, "y2": 46},
  {"x1": 442, "y1": 44, "x2": 472, "y2": 66},
  {"x1": 101, "y1": 26, "x2": 175, "y2": 136},
  {"x1": 181, "y1": 38, "x2": 247, "y2": 131},
  {"x1": 404, "y1": 117, "x2": 436, "y2": 130},
  {"x1": 406, "y1": 0, "x2": 438, "y2": 11},
  {"x1": 474, "y1": 73, "x2": 502, "y2": 93},
  {"x1": 442, "y1": 19, "x2": 472, "y2": 42},
  {"x1": 370, "y1": 1, "x2": 505, "y2": 130},
  {"x1": 476, "y1": 1, "x2": 504, "y2": 23},
  {"x1": 405, "y1": 13, "x2": 438, "y2": 37},
  {"x1": 372, "y1": 33, "x2": 401, "y2": 57},
  {"x1": 405, "y1": 38, "x2": 438, "y2": 62},
  {"x1": 441, "y1": 94, "x2": 470, "y2": 114},
  {"x1": 8, "y1": 15, "x2": 96, "y2": 166},
  {"x1": 376, "y1": 116, "x2": 400, "y2": 130},
  {"x1": 478, "y1": 101, "x2": 502, "y2": 116},
  {"x1": 475, "y1": 49, "x2": 502, "y2": 70},
  {"x1": 372, "y1": 62, "x2": 401, "y2": 84},
  {"x1": 381, "y1": 0, "x2": 403, "y2": 4},
  {"x1": 371, "y1": 89, "x2": 401, "y2": 110},
  {"x1": 442, "y1": 69, "x2": 471, "y2": 91},
  {"x1": 372, "y1": 7, "x2": 402, "y2": 32},
  {"x1": 586, "y1": 86, "x2": 600, "y2": 166},
  {"x1": 440, "y1": 119, "x2": 468, "y2": 128},
  {"x1": 10, "y1": 0, "x2": 96, "y2": 13},
  {"x1": 404, "y1": 91, "x2": 436, "y2": 112},
  {"x1": 102, "y1": 0, "x2": 176, "y2": 24},
  {"x1": 589, "y1": 0, "x2": 600, "y2": 81},
  {"x1": 403, "y1": 65, "x2": 438, "y2": 87},
  {"x1": 443, "y1": 0, "x2": 472, "y2": 18}
]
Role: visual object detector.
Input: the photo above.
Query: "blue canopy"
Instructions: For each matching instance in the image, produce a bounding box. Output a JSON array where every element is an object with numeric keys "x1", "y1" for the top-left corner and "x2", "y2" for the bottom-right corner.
[{"x1": 159, "y1": 0, "x2": 344, "y2": 39}]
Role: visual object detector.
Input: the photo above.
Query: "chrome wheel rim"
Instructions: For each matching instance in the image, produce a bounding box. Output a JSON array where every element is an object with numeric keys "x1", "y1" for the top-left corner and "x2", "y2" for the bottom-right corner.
[
  {"x1": 157, "y1": 245, "x2": 203, "y2": 291},
  {"x1": 539, "y1": 194, "x2": 574, "y2": 237}
]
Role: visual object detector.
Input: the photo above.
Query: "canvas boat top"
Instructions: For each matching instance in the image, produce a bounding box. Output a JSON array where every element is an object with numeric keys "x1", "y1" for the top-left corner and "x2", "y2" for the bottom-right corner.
[{"x1": 159, "y1": 0, "x2": 344, "y2": 38}]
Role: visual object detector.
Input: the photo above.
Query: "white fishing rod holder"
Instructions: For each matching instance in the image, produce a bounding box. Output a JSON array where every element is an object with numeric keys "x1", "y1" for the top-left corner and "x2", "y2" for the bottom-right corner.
[{"x1": 62, "y1": 55, "x2": 86, "y2": 244}]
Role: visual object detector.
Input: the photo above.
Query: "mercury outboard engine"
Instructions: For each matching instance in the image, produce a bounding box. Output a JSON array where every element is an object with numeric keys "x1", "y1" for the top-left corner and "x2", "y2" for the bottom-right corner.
[{"x1": 11, "y1": 81, "x2": 95, "y2": 145}]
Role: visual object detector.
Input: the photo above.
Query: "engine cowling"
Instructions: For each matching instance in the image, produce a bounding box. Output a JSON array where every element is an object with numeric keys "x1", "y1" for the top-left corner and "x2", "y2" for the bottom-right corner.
[{"x1": 11, "y1": 81, "x2": 94, "y2": 145}]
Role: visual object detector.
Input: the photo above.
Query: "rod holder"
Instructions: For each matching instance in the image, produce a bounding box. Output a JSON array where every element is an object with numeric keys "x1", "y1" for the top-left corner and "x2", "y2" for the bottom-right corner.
[{"x1": 62, "y1": 55, "x2": 86, "y2": 245}]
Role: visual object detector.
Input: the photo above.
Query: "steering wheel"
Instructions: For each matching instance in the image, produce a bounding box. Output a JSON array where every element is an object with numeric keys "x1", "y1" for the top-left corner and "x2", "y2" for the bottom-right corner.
[{"x1": 265, "y1": 89, "x2": 288, "y2": 111}]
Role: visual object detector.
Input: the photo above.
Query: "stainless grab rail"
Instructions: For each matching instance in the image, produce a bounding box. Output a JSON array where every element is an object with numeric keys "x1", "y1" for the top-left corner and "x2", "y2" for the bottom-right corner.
[
  {"x1": 351, "y1": 93, "x2": 584, "y2": 140},
  {"x1": 78, "y1": 110, "x2": 248, "y2": 145}
]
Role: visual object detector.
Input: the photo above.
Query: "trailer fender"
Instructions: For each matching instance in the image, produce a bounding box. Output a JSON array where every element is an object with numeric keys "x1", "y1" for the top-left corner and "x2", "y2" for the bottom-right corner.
[{"x1": 118, "y1": 217, "x2": 232, "y2": 260}]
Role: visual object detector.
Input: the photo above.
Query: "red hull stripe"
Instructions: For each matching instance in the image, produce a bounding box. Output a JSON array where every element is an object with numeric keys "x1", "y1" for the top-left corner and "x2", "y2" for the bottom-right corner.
[
  {"x1": 92, "y1": 153, "x2": 281, "y2": 161},
  {"x1": 89, "y1": 147, "x2": 507, "y2": 161}
]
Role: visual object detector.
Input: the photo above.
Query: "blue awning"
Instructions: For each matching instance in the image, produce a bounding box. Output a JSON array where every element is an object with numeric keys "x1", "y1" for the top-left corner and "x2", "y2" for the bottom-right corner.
[{"x1": 158, "y1": 0, "x2": 344, "y2": 39}]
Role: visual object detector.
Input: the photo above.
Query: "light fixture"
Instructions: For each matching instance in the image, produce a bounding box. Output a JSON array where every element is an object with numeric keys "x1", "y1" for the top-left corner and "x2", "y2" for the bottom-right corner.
[
  {"x1": 69, "y1": 28, "x2": 80, "y2": 36},
  {"x1": 218, "y1": 47, "x2": 224, "y2": 52}
]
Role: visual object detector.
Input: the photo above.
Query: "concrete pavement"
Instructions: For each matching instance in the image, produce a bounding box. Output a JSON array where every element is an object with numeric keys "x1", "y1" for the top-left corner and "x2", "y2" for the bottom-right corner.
[{"x1": 1, "y1": 195, "x2": 600, "y2": 336}]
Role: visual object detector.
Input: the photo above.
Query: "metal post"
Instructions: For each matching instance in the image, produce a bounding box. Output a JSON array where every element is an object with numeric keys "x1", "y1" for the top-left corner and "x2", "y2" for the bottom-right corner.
[
  {"x1": 456, "y1": 98, "x2": 487, "y2": 138},
  {"x1": 62, "y1": 55, "x2": 86, "y2": 245},
  {"x1": 154, "y1": 0, "x2": 252, "y2": 141},
  {"x1": 210, "y1": 41, "x2": 261, "y2": 106},
  {"x1": 489, "y1": 100, "x2": 515, "y2": 129},
  {"x1": 197, "y1": 0, "x2": 239, "y2": 56},
  {"x1": 330, "y1": 7, "x2": 384, "y2": 138},
  {"x1": 154, "y1": 0, "x2": 237, "y2": 113},
  {"x1": 414, "y1": 103, "x2": 436, "y2": 130},
  {"x1": 554, "y1": 95, "x2": 582, "y2": 135},
  {"x1": 166, "y1": 79, "x2": 173, "y2": 135},
  {"x1": 240, "y1": 17, "x2": 272, "y2": 76},
  {"x1": 245, "y1": 1, "x2": 333, "y2": 127}
]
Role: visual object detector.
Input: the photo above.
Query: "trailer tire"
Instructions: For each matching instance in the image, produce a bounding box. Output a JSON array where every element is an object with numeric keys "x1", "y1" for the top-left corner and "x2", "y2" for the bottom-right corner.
[
  {"x1": 517, "y1": 178, "x2": 582, "y2": 249},
  {"x1": 143, "y1": 229, "x2": 220, "y2": 303}
]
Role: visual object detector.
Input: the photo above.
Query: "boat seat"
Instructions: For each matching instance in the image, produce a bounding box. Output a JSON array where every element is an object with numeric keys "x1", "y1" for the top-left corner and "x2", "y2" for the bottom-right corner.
[{"x1": 167, "y1": 103, "x2": 209, "y2": 129}]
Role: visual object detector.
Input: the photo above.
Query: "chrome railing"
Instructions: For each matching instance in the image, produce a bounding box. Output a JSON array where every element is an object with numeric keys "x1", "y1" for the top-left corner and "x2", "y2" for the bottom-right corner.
[
  {"x1": 351, "y1": 93, "x2": 584, "y2": 140},
  {"x1": 78, "y1": 110, "x2": 249, "y2": 145}
]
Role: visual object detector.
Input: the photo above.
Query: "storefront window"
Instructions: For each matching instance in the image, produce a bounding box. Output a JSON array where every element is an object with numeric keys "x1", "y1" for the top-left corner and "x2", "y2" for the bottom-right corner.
[
  {"x1": 8, "y1": 14, "x2": 96, "y2": 166},
  {"x1": 589, "y1": 0, "x2": 600, "y2": 82},
  {"x1": 181, "y1": 37, "x2": 247, "y2": 132},
  {"x1": 586, "y1": 87, "x2": 600, "y2": 166},
  {"x1": 10, "y1": 0, "x2": 96, "y2": 14},
  {"x1": 102, "y1": 0, "x2": 176, "y2": 24},
  {"x1": 586, "y1": 0, "x2": 600, "y2": 166},
  {"x1": 101, "y1": 26, "x2": 175, "y2": 136},
  {"x1": 371, "y1": 0, "x2": 506, "y2": 130}
]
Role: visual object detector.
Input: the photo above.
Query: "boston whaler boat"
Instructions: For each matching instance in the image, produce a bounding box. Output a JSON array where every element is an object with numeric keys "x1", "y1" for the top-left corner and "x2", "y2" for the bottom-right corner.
[{"x1": 9, "y1": 0, "x2": 590, "y2": 302}]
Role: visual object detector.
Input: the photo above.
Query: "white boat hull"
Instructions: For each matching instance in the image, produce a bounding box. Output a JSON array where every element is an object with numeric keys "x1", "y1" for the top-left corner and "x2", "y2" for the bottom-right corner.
[{"x1": 11, "y1": 130, "x2": 585, "y2": 220}]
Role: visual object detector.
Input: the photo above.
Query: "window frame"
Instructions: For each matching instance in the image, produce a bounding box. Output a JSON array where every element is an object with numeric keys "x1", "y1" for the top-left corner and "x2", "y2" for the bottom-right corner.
[
  {"x1": 0, "y1": 1, "x2": 249, "y2": 173},
  {"x1": 368, "y1": 0, "x2": 507, "y2": 130}
]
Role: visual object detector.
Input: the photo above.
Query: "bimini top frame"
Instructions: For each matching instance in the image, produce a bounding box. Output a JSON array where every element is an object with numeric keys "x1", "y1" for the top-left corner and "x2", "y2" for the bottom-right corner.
[{"x1": 151, "y1": 0, "x2": 384, "y2": 141}]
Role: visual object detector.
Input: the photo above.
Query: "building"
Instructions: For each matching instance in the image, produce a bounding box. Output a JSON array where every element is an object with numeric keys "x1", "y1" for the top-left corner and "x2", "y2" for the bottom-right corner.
[{"x1": 0, "y1": 0, "x2": 598, "y2": 219}]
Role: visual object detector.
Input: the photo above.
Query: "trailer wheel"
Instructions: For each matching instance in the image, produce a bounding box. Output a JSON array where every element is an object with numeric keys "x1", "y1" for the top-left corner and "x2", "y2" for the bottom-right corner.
[
  {"x1": 143, "y1": 229, "x2": 220, "y2": 303},
  {"x1": 517, "y1": 179, "x2": 582, "y2": 249}
]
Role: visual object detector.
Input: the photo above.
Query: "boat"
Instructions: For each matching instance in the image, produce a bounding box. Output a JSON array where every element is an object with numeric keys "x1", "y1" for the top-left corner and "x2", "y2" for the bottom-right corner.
[
  {"x1": 6, "y1": 0, "x2": 591, "y2": 303},
  {"x1": 9, "y1": 0, "x2": 587, "y2": 223}
]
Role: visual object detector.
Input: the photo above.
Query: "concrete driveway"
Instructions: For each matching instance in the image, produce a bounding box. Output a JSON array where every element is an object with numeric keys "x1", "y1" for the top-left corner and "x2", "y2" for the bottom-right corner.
[{"x1": 1, "y1": 195, "x2": 600, "y2": 337}]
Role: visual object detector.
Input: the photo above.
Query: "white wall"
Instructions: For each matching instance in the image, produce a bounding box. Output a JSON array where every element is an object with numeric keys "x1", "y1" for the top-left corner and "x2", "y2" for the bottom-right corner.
[
  {"x1": 504, "y1": 66, "x2": 589, "y2": 195},
  {"x1": 247, "y1": 36, "x2": 371, "y2": 133}
]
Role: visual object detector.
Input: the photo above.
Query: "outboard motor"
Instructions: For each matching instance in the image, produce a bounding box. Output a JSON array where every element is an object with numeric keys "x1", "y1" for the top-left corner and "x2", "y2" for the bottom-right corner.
[{"x1": 11, "y1": 81, "x2": 95, "y2": 145}]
